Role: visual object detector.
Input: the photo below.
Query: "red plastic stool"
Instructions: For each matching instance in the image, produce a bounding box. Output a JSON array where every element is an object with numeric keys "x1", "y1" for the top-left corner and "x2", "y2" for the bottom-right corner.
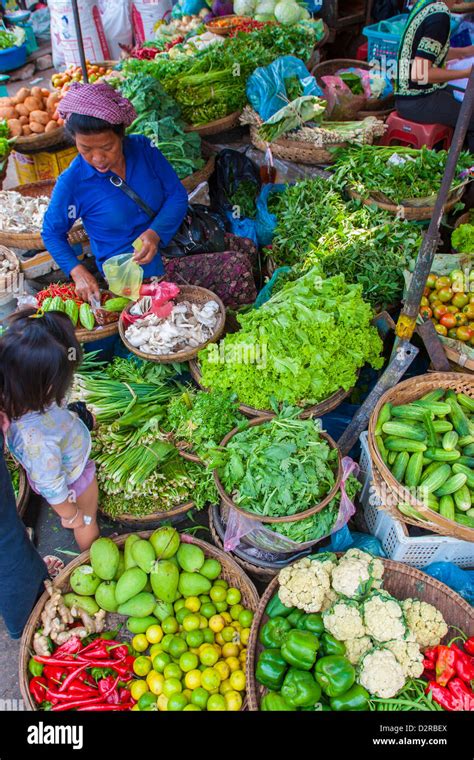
[
  {"x1": 380, "y1": 112, "x2": 453, "y2": 149},
  {"x1": 356, "y1": 42, "x2": 368, "y2": 61}
]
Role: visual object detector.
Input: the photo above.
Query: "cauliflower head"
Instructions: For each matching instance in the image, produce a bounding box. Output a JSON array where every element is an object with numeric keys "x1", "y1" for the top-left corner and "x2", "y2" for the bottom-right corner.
[
  {"x1": 359, "y1": 648, "x2": 406, "y2": 698},
  {"x1": 343, "y1": 636, "x2": 374, "y2": 666},
  {"x1": 278, "y1": 558, "x2": 330, "y2": 613},
  {"x1": 383, "y1": 639, "x2": 424, "y2": 678},
  {"x1": 343, "y1": 549, "x2": 384, "y2": 581},
  {"x1": 363, "y1": 591, "x2": 407, "y2": 643},
  {"x1": 331, "y1": 558, "x2": 375, "y2": 600},
  {"x1": 320, "y1": 588, "x2": 339, "y2": 612},
  {"x1": 323, "y1": 599, "x2": 366, "y2": 641},
  {"x1": 310, "y1": 552, "x2": 338, "y2": 579},
  {"x1": 402, "y1": 599, "x2": 448, "y2": 649}
]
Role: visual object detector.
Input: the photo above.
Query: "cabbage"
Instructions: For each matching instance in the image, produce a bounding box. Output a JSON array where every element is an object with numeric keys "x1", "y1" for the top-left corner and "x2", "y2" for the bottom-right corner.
[
  {"x1": 233, "y1": 0, "x2": 257, "y2": 14},
  {"x1": 255, "y1": 12, "x2": 275, "y2": 19},
  {"x1": 256, "y1": 0, "x2": 276, "y2": 12},
  {"x1": 274, "y1": 0, "x2": 303, "y2": 23},
  {"x1": 300, "y1": 6, "x2": 310, "y2": 19}
]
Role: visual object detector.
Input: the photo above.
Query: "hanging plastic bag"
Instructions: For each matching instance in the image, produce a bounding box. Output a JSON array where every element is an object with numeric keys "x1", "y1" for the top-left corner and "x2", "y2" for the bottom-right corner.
[
  {"x1": 247, "y1": 55, "x2": 324, "y2": 122},
  {"x1": 224, "y1": 457, "x2": 359, "y2": 555},
  {"x1": 326, "y1": 527, "x2": 386, "y2": 557},
  {"x1": 320, "y1": 76, "x2": 366, "y2": 120},
  {"x1": 255, "y1": 183, "x2": 286, "y2": 247},
  {"x1": 422, "y1": 562, "x2": 474, "y2": 605},
  {"x1": 103, "y1": 252, "x2": 143, "y2": 299}
]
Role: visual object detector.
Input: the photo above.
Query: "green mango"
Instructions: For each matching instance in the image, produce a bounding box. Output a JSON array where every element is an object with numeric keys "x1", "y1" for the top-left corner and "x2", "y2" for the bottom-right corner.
[
  {"x1": 117, "y1": 592, "x2": 155, "y2": 618},
  {"x1": 178, "y1": 572, "x2": 212, "y2": 598},
  {"x1": 115, "y1": 567, "x2": 147, "y2": 605},
  {"x1": 124, "y1": 534, "x2": 141, "y2": 569},
  {"x1": 63, "y1": 593, "x2": 99, "y2": 616},
  {"x1": 114, "y1": 552, "x2": 125, "y2": 581},
  {"x1": 150, "y1": 560, "x2": 179, "y2": 603},
  {"x1": 70, "y1": 565, "x2": 101, "y2": 596},
  {"x1": 95, "y1": 581, "x2": 118, "y2": 613},
  {"x1": 200, "y1": 558, "x2": 221, "y2": 580},
  {"x1": 90, "y1": 537, "x2": 120, "y2": 581},
  {"x1": 176, "y1": 543, "x2": 205, "y2": 573},
  {"x1": 150, "y1": 527, "x2": 180, "y2": 559},
  {"x1": 132, "y1": 539, "x2": 156, "y2": 574},
  {"x1": 126, "y1": 616, "x2": 159, "y2": 634},
  {"x1": 153, "y1": 600, "x2": 174, "y2": 622}
]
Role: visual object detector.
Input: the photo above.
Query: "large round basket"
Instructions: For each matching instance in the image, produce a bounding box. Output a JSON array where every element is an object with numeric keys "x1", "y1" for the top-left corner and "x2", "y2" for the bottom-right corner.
[
  {"x1": 13, "y1": 126, "x2": 68, "y2": 154},
  {"x1": 19, "y1": 532, "x2": 259, "y2": 711},
  {"x1": 181, "y1": 155, "x2": 216, "y2": 192},
  {"x1": 348, "y1": 183, "x2": 466, "y2": 221},
  {"x1": 100, "y1": 500, "x2": 195, "y2": 527},
  {"x1": 0, "y1": 180, "x2": 87, "y2": 250},
  {"x1": 246, "y1": 558, "x2": 474, "y2": 711},
  {"x1": 186, "y1": 111, "x2": 242, "y2": 137},
  {"x1": 118, "y1": 285, "x2": 226, "y2": 363},
  {"x1": 368, "y1": 372, "x2": 474, "y2": 543},
  {"x1": 188, "y1": 359, "x2": 357, "y2": 419},
  {"x1": 16, "y1": 467, "x2": 30, "y2": 518},
  {"x1": 205, "y1": 14, "x2": 251, "y2": 35},
  {"x1": 214, "y1": 416, "x2": 342, "y2": 524},
  {"x1": 311, "y1": 58, "x2": 395, "y2": 118},
  {"x1": 250, "y1": 125, "x2": 343, "y2": 165},
  {"x1": 0, "y1": 245, "x2": 20, "y2": 293}
]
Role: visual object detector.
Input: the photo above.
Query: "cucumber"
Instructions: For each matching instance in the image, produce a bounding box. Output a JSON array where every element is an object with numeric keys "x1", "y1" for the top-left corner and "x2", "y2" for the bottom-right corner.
[
  {"x1": 397, "y1": 502, "x2": 429, "y2": 522},
  {"x1": 434, "y1": 473, "x2": 468, "y2": 498},
  {"x1": 439, "y1": 495, "x2": 455, "y2": 521},
  {"x1": 79, "y1": 303, "x2": 95, "y2": 331},
  {"x1": 442, "y1": 431, "x2": 459, "y2": 452},
  {"x1": 384, "y1": 438, "x2": 427, "y2": 453},
  {"x1": 466, "y1": 508, "x2": 474, "y2": 519},
  {"x1": 454, "y1": 513, "x2": 474, "y2": 530},
  {"x1": 452, "y1": 463, "x2": 474, "y2": 489},
  {"x1": 414, "y1": 401, "x2": 451, "y2": 417},
  {"x1": 382, "y1": 422, "x2": 427, "y2": 442},
  {"x1": 463, "y1": 444, "x2": 474, "y2": 457},
  {"x1": 375, "y1": 403, "x2": 392, "y2": 436},
  {"x1": 421, "y1": 461, "x2": 446, "y2": 482},
  {"x1": 387, "y1": 451, "x2": 397, "y2": 466},
  {"x1": 405, "y1": 451, "x2": 424, "y2": 488},
  {"x1": 426, "y1": 494, "x2": 440, "y2": 512},
  {"x1": 422, "y1": 412, "x2": 438, "y2": 448},
  {"x1": 458, "y1": 456, "x2": 474, "y2": 468},
  {"x1": 446, "y1": 391, "x2": 471, "y2": 437},
  {"x1": 457, "y1": 393, "x2": 474, "y2": 414},
  {"x1": 458, "y1": 435, "x2": 474, "y2": 448},
  {"x1": 454, "y1": 485, "x2": 472, "y2": 512},
  {"x1": 424, "y1": 448, "x2": 461, "y2": 462},
  {"x1": 432, "y1": 420, "x2": 453, "y2": 434},
  {"x1": 419, "y1": 463, "x2": 451, "y2": 494},
  {"x1": 420, "y1": 389, "x2": 446, "y2": 404},
  {"x1": 392, "y1": 404, "x2": 430, "y2": 421},
  {"x1": 376, "y1": 435, "x2": 388, "y2": 465},
  {"x1": 391, "y1": 451, "x2": 410, "y2": 483}
]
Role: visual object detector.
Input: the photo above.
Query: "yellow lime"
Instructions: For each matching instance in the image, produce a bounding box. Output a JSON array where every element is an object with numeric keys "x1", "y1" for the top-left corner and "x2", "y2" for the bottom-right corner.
[
  {"x1": 220, "y1": 678, "x2": 233, "y2": 695},
  {"x1": 146, "y1": 671, "x2": 165, "y2": 696},
  {"x1": 225, "y1": 656, "x2": 241, "y2": 673},
  {"x1": 215, "y1": 633, "x2": 225, "y2": 647},
  {"x1": 163, "y1": 678, "x2": 182, "y2": 698},
  {"x1": 131, "y1": 704, "x2": 140, "y2": 711},
  {"x1": 240, "y1": 628, "x2": 250, "y2": 646},
  {"x1": 132, "y1": 634, "x2": 148, "y2": 653},
  {"x1": 207, "y1": 694, "x2": 227, "y2": 711},
  {"x1": 200, "y1": 645, "x2": 219, "y2": 667},
  {"x1": 226, "y1": 588, "x2": 241, "y2": 606},
  {"x1": 183, "y1": 704, "x2": 201, "y2": 711},
  {"x1": 214, "y1": 661, "x2": 230, "y2": 681},
  {"x1": 221, "y1": 612, "x2": 232, "y2": 624},
  {"x1": 176, "y1": 607, "x2": 190, "y2": 625},
  {"x1": 199, "y1": 615, "x2": 208, "y2": 630},
  {"x1": 146, "y1": 625, "x2": 163, "y2": 645},
  {"x1": 182, "y1": 613, "x2": 200, "y2": 632},
  {"x1": 184, "y1": 596, "x2": 201, "y2": 613},
  {"x1": 157, "y1": 694, "x2": 168, "y2": 712},
  {"x1": 133, "y1": 656, "x2": 152, "y2": 677},
  {"x1": 222, "y1": 643, "x2": 239, "y2": 659},
  {"x1": 182, "y1": 689, "x2": 192, "y2": 702},
  {"x1": 209, "y1": 614, "x2": 225, "y2": 633},
  {"x1": 163, "y1": 662, "x2": 182, "y2": 681},
  {"x1": 230, "y1": 670, "x2": 246, "y2": 691},
  {"x1": 225, "y1": 690, "x2": 243, "y2": 711},
  {"x1": 239, "y1": 649, "x2": 247, "y2": 665},
  {"x1": 201, "y1": 667, "x2": 221, "y2": 692},
  {"x1": 210, "y1": 586, "x2": 227, "y2": 603},
  {"x1": 199, "y1": 595, "x2": 211, "y2": 604},
  {"x1": 149, "y1": 643, "x2": 164, "y2": 659},
  {"x1": 185, "y1": 669, "x2": 202, "y2": 690},
  {"x1": 130, "y1": 679, "x2": 149, "y2": 702}
]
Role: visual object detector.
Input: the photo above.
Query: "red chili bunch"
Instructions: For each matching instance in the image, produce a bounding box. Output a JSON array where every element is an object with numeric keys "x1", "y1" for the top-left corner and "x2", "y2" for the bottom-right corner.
[
  {"x1": 424, "y1": 636, "x2": 474, "y2": 711},
  {"x1": 228, "y1": 19, "x2": 267, "y2": 36},
  {"x1": 37, "y1": 283, "x2": 81, "y2": 307},
  {"x1": 29, "y1": 636, "x2": 136, "y2": 712}
]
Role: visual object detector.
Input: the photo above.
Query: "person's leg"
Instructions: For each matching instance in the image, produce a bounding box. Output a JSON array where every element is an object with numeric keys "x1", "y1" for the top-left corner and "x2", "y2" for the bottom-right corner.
[{"x1": 73, "y1": 476, "x2": 100, "y2": 552}]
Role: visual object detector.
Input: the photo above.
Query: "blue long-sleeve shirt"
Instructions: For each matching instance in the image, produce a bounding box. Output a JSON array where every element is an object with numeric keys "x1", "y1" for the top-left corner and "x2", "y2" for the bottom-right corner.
[{"x1": 42, "y1": 134, "x2": 188, "y2": 279}]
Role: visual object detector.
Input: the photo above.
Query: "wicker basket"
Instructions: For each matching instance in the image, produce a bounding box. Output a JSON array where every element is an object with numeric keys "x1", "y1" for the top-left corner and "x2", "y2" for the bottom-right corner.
[
  {"x1": 250, "y1": 125, "x2": 343, "y2": 166},
  {"x1": 75, "y1": 319, "x2": 119, "y2": 345},
  {"x1": 0, "y1": 158, "x2": 8, "y2": 191},
  {"x1": 311, "y1": 58, "x2": 395, "y2": 118},
  {"x1": 118, "y1": 285, "x2": 226, "y2": 363},
  {"x1": 186, "y1": 111, "x2": 242, "y2": 137},
  {"x1": 19, "y1": 532, "x2": 259, "y2": 711},
  {"x1": 13, "y1": 127, "x2": 68, "y2": 154},
  {"x1": 205, "y1": 15, "x2": 251, "y2": 35},
  {"x1": 348, "y1": 183, "x2": 467, "y2": 221},
  {"x1": 16, "y1": 468, "x2": 30, "y2": 518},
  {"x1": 246, "y1": 558, "x2": 474, "y2": 711},
  {"x1": 0, "y1": 180, "x2": 87, "y2": 250},
  {"x1": 368, "y1": 372, "x2": 474, "y2": 543},
  {"x1": 100, "y1": 500, "x2": 194, "y2": 527},
  {"x1": 0, "y1": 246, "x2": 20, "y2": 293},
  {"x1": 181, "y1": 155, "x2": 216, "y2": 192},
  {"x1": 214, "y1": 416, "x2": 342, "y2": 524},
  {"x1": 188, "y1": 359, "x2": 357, "y2": 420}
]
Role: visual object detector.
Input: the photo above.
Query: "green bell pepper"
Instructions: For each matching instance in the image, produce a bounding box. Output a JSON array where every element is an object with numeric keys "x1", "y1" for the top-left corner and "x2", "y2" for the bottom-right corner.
[
  {"x1": 255, "y1": 649, "x2": 288, "y2": 690},
  {"x1": 320, "y1": 632, "x2": 346, "y2": 657},
  {"x1": 261, "y1": 692, "x2": 295, "y2": 711},
  {"x1": 265, "y1": 593, "x2": 295, "y2": 619},
  {"x1": 259, "y1": 616, "x2": 292, "y2": 649},
  {"x1": 330, "y1": 684, "x2": 370, "y2": 711},
  {"x1": 281, "y1": 629, "x2": 319, "y2": 671},
  {"x1": 28, "y1": 658, "x2": 44, "y2": 677},
  {"x1": 315, "y1": 655, "x2": 356, "y2": 698},
  {"x1": 300, "y1": 613, "x2": 324, "y2": 635},
  {"x1": 281, "y1": 667, "x2": 321, "y2": 708},
  {"x1": 287, "y1": 609, "x2": 305, "y2": 628}
]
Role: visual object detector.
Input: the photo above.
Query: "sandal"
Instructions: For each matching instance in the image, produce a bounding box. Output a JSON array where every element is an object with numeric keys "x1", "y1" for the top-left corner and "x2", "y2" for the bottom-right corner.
[{"x1": 43, "y1": 555, "x2": 65, "y2": 579}]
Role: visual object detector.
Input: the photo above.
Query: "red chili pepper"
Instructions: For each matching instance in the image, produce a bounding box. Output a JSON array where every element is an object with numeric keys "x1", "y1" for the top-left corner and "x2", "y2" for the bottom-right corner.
[
  {"x1": 76, "y1": 703, "x2": 133, "y2": 711},
  {"x1": 51, "y1": 696, "x2": 105, "y2": 711},
  {"x1": 426, "y1": 681, "x2": 460, "y2": 711},
  {"x1": 29, "y1": 677, "x2": 48, "y2": 704},
  {"x1": 119, "y1": 688, "x2": 132, "y2": 703},
  {"x1": 450, "y1": 644, "x2": 474, "y2": 683},
  {"x1": 68, "y1": 681, "x2": 99, "y2": 698},
  {"x1": 435, "y1": 645, "x2": 457, "y2": 686},
  {"x1": 43, "y1": 664, "x2": 67, "y2": 683},
  {"x1": 448, "y1": 677, "x2": 474, "y2": 711},
  {"x1": 109, "y1": 644, "x2": 128, "y2": 660},
  {"x1": 75, "y1": 656, "x2": 126, "y2": 669},
  {"x1": 54, "y1": 637, "x2": 83, "y2": 656},
  {"x1": 464, "y1": 637, "x2": 474, "y2": 656},
  {"x1": 33, "y1": 656, "x2": 79, "y2": 667},
  {"x1": 424, "y1": 646, "x2": 439, "y2": 663},
  {"x1": 59, "y1": 663, "x2": 89, "y2": 693}
]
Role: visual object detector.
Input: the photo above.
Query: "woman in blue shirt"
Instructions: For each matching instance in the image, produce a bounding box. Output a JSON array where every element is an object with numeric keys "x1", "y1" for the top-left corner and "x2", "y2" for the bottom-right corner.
[{"x1": 42, "y1": 82, "x2": 188, "y2": 303}]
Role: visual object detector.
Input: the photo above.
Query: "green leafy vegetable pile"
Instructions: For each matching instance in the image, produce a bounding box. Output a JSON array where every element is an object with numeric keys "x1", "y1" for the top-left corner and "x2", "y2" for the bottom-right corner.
[
  {"x1": 166, "y1": 389, "x2": 245, "y2": 456},
  {"x1": 451, "y1": 223, "x2": 474, "y2": 253},
  {"x1": 228, "y1": 180, "x2": 260, "y2": 219},
  {"x1": 199, "y1": 270, "x2": 383, "y2": 410}
]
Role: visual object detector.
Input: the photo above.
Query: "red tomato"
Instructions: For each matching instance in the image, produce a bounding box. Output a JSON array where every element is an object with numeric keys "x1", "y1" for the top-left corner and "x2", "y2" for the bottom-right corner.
[
  {"x1": 456, "y1": 326, "x2": 473, "y2": 342},
  {"x1": 426, "y1": 274, "x2": 437, "y2": 289},
  {"x1": 440, "y1": 313, "x2": 457, "y2": 329},
  {"x1": 434, "y1": 323, "x2": 448, "y2": 336},
  {"x1": 420, "y1": 306, "x2": 433, "y2": 320},
  {"x1": 433, "y1": 304, "x2": 449, "y2": 321}
]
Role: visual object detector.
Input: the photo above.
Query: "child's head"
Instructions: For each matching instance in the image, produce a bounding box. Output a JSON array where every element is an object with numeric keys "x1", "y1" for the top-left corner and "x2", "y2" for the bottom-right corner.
[{"x1": 0, "y1": 308, "x2": 82, "y2": 419}]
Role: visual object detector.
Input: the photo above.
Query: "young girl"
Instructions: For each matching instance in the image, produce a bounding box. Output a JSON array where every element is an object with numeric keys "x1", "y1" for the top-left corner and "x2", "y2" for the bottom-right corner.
[{"x1": 0, "y1": 309, "x2": 100, "y2": 552}]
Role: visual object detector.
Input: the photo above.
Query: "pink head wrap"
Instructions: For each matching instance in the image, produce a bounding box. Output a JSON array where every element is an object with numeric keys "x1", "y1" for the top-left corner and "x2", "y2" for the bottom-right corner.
[{"x1": 58, "y1": 82, "x2": 137, "y2": 127}]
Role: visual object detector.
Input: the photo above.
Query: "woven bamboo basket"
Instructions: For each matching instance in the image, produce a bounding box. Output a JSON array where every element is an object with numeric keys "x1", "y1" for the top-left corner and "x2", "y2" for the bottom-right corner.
[
  {"x1": 0, "y1": 246, "x2": 20, "y2": 293},
  {"x1": 118, "y1": 285, "x2": 226, "y2": 363},
  {"x1": 250, "y1": 125, "x2": 343, "y2": 166},
  {"x1": 0, "y1": 158, "x2": 8, "y2": 191},
  {"x1": 214, "y1": 416, "x2": 342, "y2": 524},
  {"x1": 188, "y1": 359, "x2": 357, "y2": 420},
  {"x1": 311, "y1": 58, "x2": 395, "y2": 117},
  {"x1": 246, "y1": 558, "x2": 474, "y2": 711},
  {"x1": 19, "y1": 532, "x2": 259, "y2": 711},
  {"x1": 16, "y1": 467, "x2": 30, "y2": 518},
  {"x1": 0, "y1": 180, "x2": 87, "y2": 250},
  {"x1": 348, "y1": 183, "x2": 467, "y2": 221},
  {"x1": 205, "y1": 15, "x2": 251, "y2": 35},
  {"x1": 100, "y1": 499, "x2": 195, "y2": 526},
  {"x1": 186, "y1": 111, "x2": 242, "y2": 137},
  {"x1": 14, "y1": 126, "x2": 68, "y2": 154},
  {"x1": 368, "y1": 372, "x2": 474, "y2": 543},
  {"x1": 181, "y1": 155, "x2": 216, "y2": 192},
  {"x1": 75, "y1": 318, "x2": 119, "y2": 345},
  {"x1": 176, "y1": 444, "x2": 203, "y2": 464}
]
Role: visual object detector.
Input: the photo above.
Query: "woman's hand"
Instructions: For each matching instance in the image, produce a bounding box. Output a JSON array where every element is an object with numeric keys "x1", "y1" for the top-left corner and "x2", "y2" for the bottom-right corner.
[
  {"x1": 133, "y1": 229, "x2": 160, "y2": 266},
  {"x1": 70, "y1": 264, "x2": 101, "y2": 304}
]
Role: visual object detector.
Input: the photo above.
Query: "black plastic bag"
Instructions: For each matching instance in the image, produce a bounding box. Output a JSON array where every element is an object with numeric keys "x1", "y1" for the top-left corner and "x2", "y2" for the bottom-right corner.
[
  {"x1": 161, "y1": 204, "x2": 226, "y2": 259},
  {"x1": 208, "y1": 148, "x2": 261, "y2": 217}
]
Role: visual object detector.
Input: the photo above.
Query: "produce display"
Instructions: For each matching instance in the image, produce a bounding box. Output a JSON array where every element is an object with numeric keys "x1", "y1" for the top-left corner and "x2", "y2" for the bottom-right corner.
[
  {"x1": 36, "y1": 284, "x2": 129, "y2": 331},
  {"x1": 374, "y1": 387, "x2": 474, "y2": 529},
  {"x1": 0, "y1": 87, "x2": 62, "y2": 137},
  {"x1": 0, "y1": 120, "x2": 13, "y2": 175},
  {"x1": 0, "y1": 189, "x2": 50, "y2": 233},
  {"x1": 0, "y1": 26, "x2": 25, "y2": 50},
  {"x1": 419, "y1": 267, "x2": 474, "y2": 344},
  {"x1": 254, "y1": 550, "x2": 454, "y2": 710},
  {"x1": 51, "y1": 62, "x2": 116, "y2": 92},
  {"x1": 234, "y1": 0, "x2": 311, "y2": 24},
  {"x1": 199, "y1": 271, "x2": 383, "y2": 410},
  {"x1": 452, "y1": 222, "x2": 474, "y2": 253}
]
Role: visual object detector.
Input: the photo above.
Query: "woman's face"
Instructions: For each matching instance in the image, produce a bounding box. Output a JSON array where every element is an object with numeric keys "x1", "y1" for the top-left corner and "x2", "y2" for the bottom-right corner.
[{"x1": 75, "y1": 130, "x2": 123, "y2": 174}]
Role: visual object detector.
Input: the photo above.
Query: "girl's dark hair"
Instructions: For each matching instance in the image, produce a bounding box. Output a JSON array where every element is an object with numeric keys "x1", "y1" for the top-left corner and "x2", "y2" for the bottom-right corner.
[
  {"x1": 0, "y1": 309, "x2": 82, "y2": 420},
  {"x1": 66, "y1": 112, "x2": 125, "y2": 138}
]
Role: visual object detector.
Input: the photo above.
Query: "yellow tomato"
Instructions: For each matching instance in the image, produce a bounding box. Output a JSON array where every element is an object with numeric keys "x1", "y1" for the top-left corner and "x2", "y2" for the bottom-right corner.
[
  {"x1": 229, "y1": 670, "x2": 246, "y2": 692},
  {"x1": 214, "y1": 661, "x2": 230, "y2": 681},
  {"x1": 132, "y1": 634, "x2": 149, "y2": 653},
  {"x1": 184, "y1": 669, "x2": 202, "y2": 690},
  {"x1": 222, "y1": 643, "x2": 239, "y2": 659},
  {"x1": 146, "y1": 671, "x2": 165, "y2": 696},
  {"x1": 157, "y1": 694, "x2": 168, "y2": 711},
  {"x1": 146, "y1": 625, "x2": 163, "y2": 645},
  {"x1": 225, "y1": 690, "x2": 243, "y2": 711},
  {"x1": 130, "y1": 680, "x2": 149, "y2": 702},
  {"x1": 184, "y1": 596, "x2": 201, "y2": 613},
  {"x1": 225, "y1": 656, "x2": 240, "y2": 673}
]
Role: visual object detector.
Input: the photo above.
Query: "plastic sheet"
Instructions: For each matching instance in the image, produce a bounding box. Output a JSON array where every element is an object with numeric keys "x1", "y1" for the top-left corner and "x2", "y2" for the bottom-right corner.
[
  {"x1": 255, "y1": 183, "x2": 286, "y2": 247},
  {"x1": 422, "y1": 562, "x2": 474, "y2": 606},
  {"x1": 246, "y1": 55, "x2": 323, "y2": 121}
]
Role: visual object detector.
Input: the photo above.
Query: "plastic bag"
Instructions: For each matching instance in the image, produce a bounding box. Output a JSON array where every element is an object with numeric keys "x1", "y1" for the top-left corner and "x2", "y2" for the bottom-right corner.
[
  {"x1": 103, "y1": 253, "x2": 143, "y2": 299},
  {"x1": 120, "y1": 281, "x2": 180, "y2": 327},
  {"x1": 422, "y1": 562, "x2": 474, "y2": 606},
  {"x1": 254, "y1": 266, "x2": 291, "y2": 308},
  {"x1": 161, "y1": 205, "x2": 226, "y2": 258},
  {"x1": 255, "y1": 183, "x2": 286, "y2": 247},
  {"x1": 246, "y1": 55, "x2": 323, "y2": 122},
  {"x1": 48, "y1": 0, "x2": 110, "y2": 67},
  {"x1": 224, "y1": 457, "x2": 359, "y2": 555},
  {"x1": 321, "y1": 76, "x2": 366, "y2": 120},
  {"x1": 30, "y1": 7, "x2": 51, "y2": 40},
  {"x1": 325, "y1": 527, "x2": 386, "y2": 557},
  {"x1": 226, "y1": 213, "x2": 258, "y2": 245},
  {"x1": 208, "y1": 148, "x2": 261, "y2": 218},
  {"x1": 99, "y1": 0, "x2": 133, "y2": 60}
]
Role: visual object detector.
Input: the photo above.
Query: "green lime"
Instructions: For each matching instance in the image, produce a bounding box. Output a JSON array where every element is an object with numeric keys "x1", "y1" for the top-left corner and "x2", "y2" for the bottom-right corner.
[
  {"x1": 199, "y1": 595, "x2": 211, "y2": 604},
  {"x1": 200, "y1": 558, "x2": 221, "y2": 580},
  {"x1": 138, "y1": 692, "x2": 158, "y2": 711},
  {"x1": 176, "y1": 607, "x2": 190, "y2": 625},
  {"x1": 179, "y1": 652, "x2": 199, "y2": 673},
  {"x1": 160, "y1": 634, "x2": 174, "y2": 652},
  {"x1": 238, "y1": 609, "x2": 254, "y2": 628},
  {"x1": 202, "y1": 629, "x2": 215, "y2": 644},
  {"x1": 163, "y1": 662, "x2": 182, "y2": 680},
  {"x1": 207, "y1": 694, "x2": 227, "y2": 711},
  {"x1": 163, "y1": 678, "x2": 182, "y2": 698},
  {"x1": 167, "y1": 693, "x2": 188, "y2": 711},
  {"x1": 230, "y1": 604, "x2": 244, "y2": 621},
  {"x1": 210, "y1": 586, "x2": 227, "y2": 603},
  {"x1": 200, "y1": 603, "x2": 217, "y2": 619},
  {"x1": 213, "y1": 579, "x2": 228, "y2": 589},
  {"x1": 152, "y1": 652, "x2": 171, "y2": 673},
  {"x1": 162, "y1": 616, "x2": 179, "y2": 634},
  {"x1": 183, "y1": 704, "x2": 201, "y2": 711},
  {"x1": 182, "y1": 613, "x2": 201, "y2": 631},
  {"x1": 168, "y1": 636, "x2": 188, "y2": 659},
  {"x1": 174, "y1": 599, "x2": 186, "y2": 612},
  {"x1": 215, "y1": 601, "x2": 228, "y2": 613},
  {"x1": 191, "y1": 687, "x2": 209, "y2": 709},
  {"x1": 186, "y1": 629, "x2": 204, "y2": 648},
  {"x1": 226, "y1": 588, "x2": 241, "y2": 606}
]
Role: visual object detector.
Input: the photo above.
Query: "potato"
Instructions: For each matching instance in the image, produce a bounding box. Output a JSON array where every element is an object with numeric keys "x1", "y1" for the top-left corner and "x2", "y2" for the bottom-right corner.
[
  {"x1": 0, "y1": 96, "x2": 13, "y2": 107},
  {"x1": 14, "y1": 103, "x2": 29, "y2": 118},
  {"x1": 24, "y1": 96, "x2": 43, "y2": 113},
  {"x1": 7, "y1": 119, "x2": 22, "y2": 137},
  {"x1": 0, "y1": 107, "x2": 16, "y2": 120},
  {"x1": 15, "y1": 87, "x2": 30, "y2": 104},
  {"x1": 41, "y1": 88, "x2": 51, "y2": 98},
  {"x1": 46, "y1": 92, "x2": 60, "y2": 115},
  {"x1": 30, "y1": 86, "x2": 43, "y2": 100},
  {"x1": 29, "y1": 121, "x2": 45, "y2": 134},
  {"x1": 45, "y1": 120, "x2": 59, "y2": 133},
  {"x1": 22, "y1": 125, "x2": 32, "y2": 136},
  {"x1": 30, "y1": 110, "x2": 49, "y2": 126},
  {"x1": 18, "y1": 115, "x2": 28, "y2": 125}
]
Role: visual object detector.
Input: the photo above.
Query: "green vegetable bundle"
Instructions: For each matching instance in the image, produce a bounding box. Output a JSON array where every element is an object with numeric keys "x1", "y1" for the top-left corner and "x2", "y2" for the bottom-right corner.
[
  {"x1": 257, "y1": 96, "x2": 326, "y2": 143},
  {"x1": 166, "y1": 389, "x2": 245, "y2": 456},
  {"x1": 452, "y1": 222, "x2": 474, "y2": 253},
  {"x1": 128, "y1": 113, "x2": 203, "y2": 178},
  {"x1": 199, "y1": 270, "x2": 383, "y2": 410}
]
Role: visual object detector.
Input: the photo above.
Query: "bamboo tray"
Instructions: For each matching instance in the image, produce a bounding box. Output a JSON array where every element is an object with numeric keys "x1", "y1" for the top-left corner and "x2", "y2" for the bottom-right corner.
[
  {"x1": 181, "y1": 155, "x2": 215, "y2": 192},
  {"x1": 246, "y1": 558, "x2": 474, "y2": 711},
  {"x1": 100, "y1": 499, "x2": 194, "y2": 526},
  {"x1": 348, "y1": 183, "x2": 467, "y2": 221},
  {"x1": 250, "y1": 125, "x2": 344, "y2": 166},
  {"x1": 368, "y1": 372, "x2": 474, "y2": 543},
  {"x1": 19, "y1": 532, "x2": 259, "y2": 711},
  {"x1": 118, "y1": 285, "x2": 226, "y2": 363},
  {"x1": 186, "y1": 111, "x2": 242, "y2": 137}
]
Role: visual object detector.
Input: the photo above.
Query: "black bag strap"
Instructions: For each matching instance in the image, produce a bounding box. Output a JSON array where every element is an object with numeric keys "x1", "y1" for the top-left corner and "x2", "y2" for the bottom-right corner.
[{"x1": 110, "y1": 175, "x2": 156, "y2": 219}]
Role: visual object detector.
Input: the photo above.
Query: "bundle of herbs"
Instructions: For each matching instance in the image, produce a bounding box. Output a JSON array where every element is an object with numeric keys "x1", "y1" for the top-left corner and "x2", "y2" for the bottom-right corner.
[{"x1": 129, "y1": 114, "x2": 204, "y2": 178}]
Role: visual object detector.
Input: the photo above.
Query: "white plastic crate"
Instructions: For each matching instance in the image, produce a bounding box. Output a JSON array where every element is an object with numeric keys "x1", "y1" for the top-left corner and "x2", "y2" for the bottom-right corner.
[{"x1": 358, "y1": 432, "x2": 474, "y2": 569}]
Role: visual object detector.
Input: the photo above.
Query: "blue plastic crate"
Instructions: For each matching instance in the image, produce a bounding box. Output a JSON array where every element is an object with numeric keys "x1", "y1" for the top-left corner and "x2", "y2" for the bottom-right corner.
[
  {"x1": 0, "y1": 43, "x2": 27, "y2": 73},
  {"x1": 363, "y1": 13, "x2": 460, "y2": 65}
]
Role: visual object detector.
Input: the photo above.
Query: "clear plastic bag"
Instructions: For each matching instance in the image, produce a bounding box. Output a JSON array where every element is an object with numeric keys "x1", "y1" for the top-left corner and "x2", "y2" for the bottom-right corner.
[
  {"x1": 224, "y1": 457, "x2": 359, "y2": 555},
  {"x1": 246, "y1": 55, "x2": 324, "y2": 122},
  {"x1": 103, "y1": 253, "x2": 143, "y2": 299}
]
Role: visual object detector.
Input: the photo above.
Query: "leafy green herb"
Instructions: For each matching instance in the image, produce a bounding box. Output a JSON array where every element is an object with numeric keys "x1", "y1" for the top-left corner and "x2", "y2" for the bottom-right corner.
[
  {"x1": 451, "y1": 223, "x2": 474, "y2": 253},
  {"x1": 228, "y1": 180, "x2": 259, "y2": 219},
  {"x1": 166, "y1": 389, "x2": 245, "y2": 455}
]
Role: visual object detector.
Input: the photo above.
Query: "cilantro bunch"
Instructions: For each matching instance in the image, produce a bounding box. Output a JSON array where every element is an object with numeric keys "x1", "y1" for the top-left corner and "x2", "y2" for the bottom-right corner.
[{"x1": 166, "y1": 389, "x2": 245, "y2": 455}]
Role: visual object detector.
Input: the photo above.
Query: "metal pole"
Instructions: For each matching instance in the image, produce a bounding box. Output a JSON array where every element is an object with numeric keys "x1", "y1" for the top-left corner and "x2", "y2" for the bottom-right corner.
[{"x1": 71, "y1": 0, "x2": 89, "y2": 83}]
